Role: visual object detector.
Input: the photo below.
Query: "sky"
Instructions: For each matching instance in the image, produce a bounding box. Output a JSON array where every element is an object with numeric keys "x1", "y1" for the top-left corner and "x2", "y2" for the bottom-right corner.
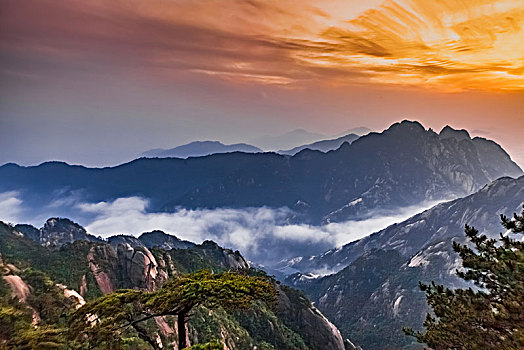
[{"x1": 1, "y1": 0, "x2": 523, "y2": 167}]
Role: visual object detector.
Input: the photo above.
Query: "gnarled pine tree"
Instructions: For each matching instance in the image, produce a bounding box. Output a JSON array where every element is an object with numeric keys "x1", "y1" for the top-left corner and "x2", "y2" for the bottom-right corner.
[
  {"x1": 70, "y1": 270, "x2": 277, "y2": 349},
  {"x1": 405, "y1": 206, "x2": 524, "y2": 349}
]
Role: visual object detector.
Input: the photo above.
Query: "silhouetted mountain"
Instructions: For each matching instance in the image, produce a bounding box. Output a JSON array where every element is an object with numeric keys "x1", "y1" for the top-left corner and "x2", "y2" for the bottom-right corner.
[
  {"x1": 285, "y1": 175, "x2": 524, "y2": 349},
  {"x1": 278, "y1": 133, "x2": 360, "y2": 155},
  {"x1": 1, "y1": 121, "x2": 521, "y2": 225},
  {"x1": 141, "y1": 141, "x2": 261, "y2": 158},
  {"x1": 250, "y1": 129, "x2": 326, "y2": 150}
]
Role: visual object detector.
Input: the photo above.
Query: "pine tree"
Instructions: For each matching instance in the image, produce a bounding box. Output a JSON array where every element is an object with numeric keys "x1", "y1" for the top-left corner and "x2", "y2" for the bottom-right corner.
[
  {"x1": 405, "y1": 206, "x2": 524, "y2": 349},
  {"x1": 70, "y1": 270, "x2": 277, "y2": 349}
]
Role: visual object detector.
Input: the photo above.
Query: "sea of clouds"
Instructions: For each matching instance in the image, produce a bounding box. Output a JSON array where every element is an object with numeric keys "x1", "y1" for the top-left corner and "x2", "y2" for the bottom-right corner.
[{"x1": 0, "y1": 192, "x2": 440, "y2": 268}]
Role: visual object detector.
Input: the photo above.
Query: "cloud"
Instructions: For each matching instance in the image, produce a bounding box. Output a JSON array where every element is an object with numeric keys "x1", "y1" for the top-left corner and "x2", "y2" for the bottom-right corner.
[
  {"x1": 1, "y1": 0, "x2": 523, "y2": 91},
  {"x1": 0, "y1": 191, "x2": 443, "y2": 268},
  {"x1": 0, "y1": 192, "x2": 23, "y2": 224},
  {"x1": 77, "y1": 196, "x2": 439, "y2": 268}
]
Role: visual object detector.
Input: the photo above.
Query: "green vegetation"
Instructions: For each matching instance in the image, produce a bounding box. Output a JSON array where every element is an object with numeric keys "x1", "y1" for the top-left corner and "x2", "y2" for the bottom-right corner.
[
  {"x1": 406, "y1": 207, "x2": 524, "y2": 349},
  {"x1": 0, "y1": 221, "x2": 334, "y2": 349},
  {"x1": 186, "y1": 340, "x2": 223, "y2": 349},
  {"x1": 71, "y1": 270, "x2": 277, "y2": 349},
  {"x1": 0, "y1": 222, "x2": 101, "y2": 300}
]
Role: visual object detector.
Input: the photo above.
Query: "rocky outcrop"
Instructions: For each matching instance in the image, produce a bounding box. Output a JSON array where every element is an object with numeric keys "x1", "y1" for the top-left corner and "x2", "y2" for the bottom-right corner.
[
  {"x1": 3, "y1": 275, "x2": 30, "y2": 303},
  {"x1": 138, "y1": 230, "x2": 195, "y2": 250},
  {"x1": 0, "y1": 257, "x2": 42, "y2": 327},
  {"x1": 14, "y1": 224, "x2": 40, "y2": 242},
  {"x1": 276, "y1": 285, "x2": 346, "y2": 350},
  {"x1": 197, "y1": 241, "x2": 249, "y2": 270},
  {"x1": 16, "y1": 218, "x2": 102, "y2": 247},
  {"x1": 108, "y1": 235, "x2": 146, "y2": 249},
  {"x1": 57, "y1": 283, "x2": 86, "y2": 309},
  {"x1": 116, "y1": 243, "x2": 160, "y2": 291},
  {"x1": 87, "y1": 246, "x2": 115, "y2": 294}
]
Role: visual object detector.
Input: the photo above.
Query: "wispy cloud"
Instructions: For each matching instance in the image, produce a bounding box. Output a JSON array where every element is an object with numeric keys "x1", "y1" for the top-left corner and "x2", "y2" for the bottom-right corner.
[{"x1": 2, "y1": 0, "x2": 522, "y2": 91}]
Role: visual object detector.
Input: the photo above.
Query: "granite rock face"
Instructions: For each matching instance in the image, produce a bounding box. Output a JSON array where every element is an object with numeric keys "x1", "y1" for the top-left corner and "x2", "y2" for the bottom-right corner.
[
  {"x1": 16, "y1": 218, "x2": 102, "y2": 247},
  {"x1": 276, "y1": 285, "x2": 347, "y2": 350},
  {"x1": 1, "y1": 220, "x2": 350, "y2": 349}
]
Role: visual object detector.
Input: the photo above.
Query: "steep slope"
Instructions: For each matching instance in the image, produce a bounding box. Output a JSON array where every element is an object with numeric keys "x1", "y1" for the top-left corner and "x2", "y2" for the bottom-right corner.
[
  {"x1": 0, "y1": 220, "x2": 347, "y2": 349},
  {"x1": 286, "y1": 175, "x2": 524, "y2": 349},
  {"x1": 285, "y1": 175, "x2": 524, "y2": 275},
  {"x1": 142, "y1": 141, "x2": 262, "y2": 158},
  {"x1": 0, "y1": 121, "x2": 521, "y2": 224}
]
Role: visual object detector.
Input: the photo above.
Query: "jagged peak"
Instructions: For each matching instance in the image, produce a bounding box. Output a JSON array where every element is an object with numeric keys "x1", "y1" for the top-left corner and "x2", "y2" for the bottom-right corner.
[
  {"x1": 478, "y1": 174, "x2": 524, "y2": 194},
  {"x1": 43, "y1": 217, "x2": 86, "y2": 232},
  {"x1": 201, "y1": 240, "x2": 220, "y2": 248},
  {"x1": 439, "y1": 125, "x2": 471, "y2": 141},
  {"x1": 386, "y1": 120, "x2": 426, "y2": 133},
  {"x1": 139, "y1": 229, "x2": 169, "y2": 236}
]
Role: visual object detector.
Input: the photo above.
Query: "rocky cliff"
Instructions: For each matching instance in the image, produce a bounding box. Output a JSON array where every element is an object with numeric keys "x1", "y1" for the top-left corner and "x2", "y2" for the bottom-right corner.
[{"x1": 0, "y1": 220, "x2": 348, "y2": 349}]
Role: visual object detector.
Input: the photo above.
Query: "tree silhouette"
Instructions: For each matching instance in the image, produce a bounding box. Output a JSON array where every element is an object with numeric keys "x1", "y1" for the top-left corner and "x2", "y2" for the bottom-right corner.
[
  {"x1": 70, "y1": 270, "x2": 277, "y2": 349},
  {"x1": 405, "y1": 206, "x2": 524, "y2": 349}
]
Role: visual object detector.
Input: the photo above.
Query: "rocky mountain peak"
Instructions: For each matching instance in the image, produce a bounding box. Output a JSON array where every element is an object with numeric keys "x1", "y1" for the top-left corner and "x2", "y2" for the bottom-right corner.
[
  {"x1": 40, "y1": 218, "x2": 101, "y2": 247},
  {"x1": 44, "y1": 217, "x2": 85, "y2": 233},
  {"x1": 138, "y1": 230, "x2": 195, "y2": 250},
  {"x1": 386, "y1": 120, "x2": 426, "y2": 134},
  {"x1": 108, "y1": 235, "x2": 146, "y2": 249},
  {"x1": 439, "y1": 125, "x2": 471, "y2": 141},
  {"x1": 14, "y1": 224, "x2": 40, "y2": 242}
]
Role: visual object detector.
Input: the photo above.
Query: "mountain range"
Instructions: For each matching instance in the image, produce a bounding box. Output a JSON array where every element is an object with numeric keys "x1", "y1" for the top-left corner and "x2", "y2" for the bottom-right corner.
[
  {"x1": 285, "y1": 175, "x2": 524, "y2": 349},
  {"x1": 5, "y1": 174, "x2": 523, "y2": 349},
  {"x1": 0, "y1": 218, "x2": 351, "y2": 349},
  {"x1": 1, "y1": 120, "x2": 523, "y2": 349},
  {"x1": 1, "y1": 121, "x2": 520, "y2": 227}
]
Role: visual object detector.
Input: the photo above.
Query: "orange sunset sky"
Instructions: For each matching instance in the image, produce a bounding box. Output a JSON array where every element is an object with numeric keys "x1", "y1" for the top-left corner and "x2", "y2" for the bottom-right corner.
[{"x1": 1, "y1": 0, "x2": 523, "y2": 166}]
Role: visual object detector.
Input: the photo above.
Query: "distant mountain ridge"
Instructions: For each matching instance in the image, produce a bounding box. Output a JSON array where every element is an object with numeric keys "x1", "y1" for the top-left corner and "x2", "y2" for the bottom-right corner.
[
  {"x1": 142, "y1": 141, "x2": 262, "y2": 158},
  {"x1": 277, "y1": 133, "x2": 360, "y2": 155},
  {"x1": 1, "y1": 120, "x2": 521, "y2": 225}
]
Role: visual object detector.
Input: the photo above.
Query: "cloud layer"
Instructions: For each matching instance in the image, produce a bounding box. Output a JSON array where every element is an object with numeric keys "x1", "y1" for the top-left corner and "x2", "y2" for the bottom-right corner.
[
  {"x1": 79, "y1": 197, "x2": 441, "y2": 267},
  {"x1": 0, "y1": 192, "x2": 439, "y2": 268}
]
